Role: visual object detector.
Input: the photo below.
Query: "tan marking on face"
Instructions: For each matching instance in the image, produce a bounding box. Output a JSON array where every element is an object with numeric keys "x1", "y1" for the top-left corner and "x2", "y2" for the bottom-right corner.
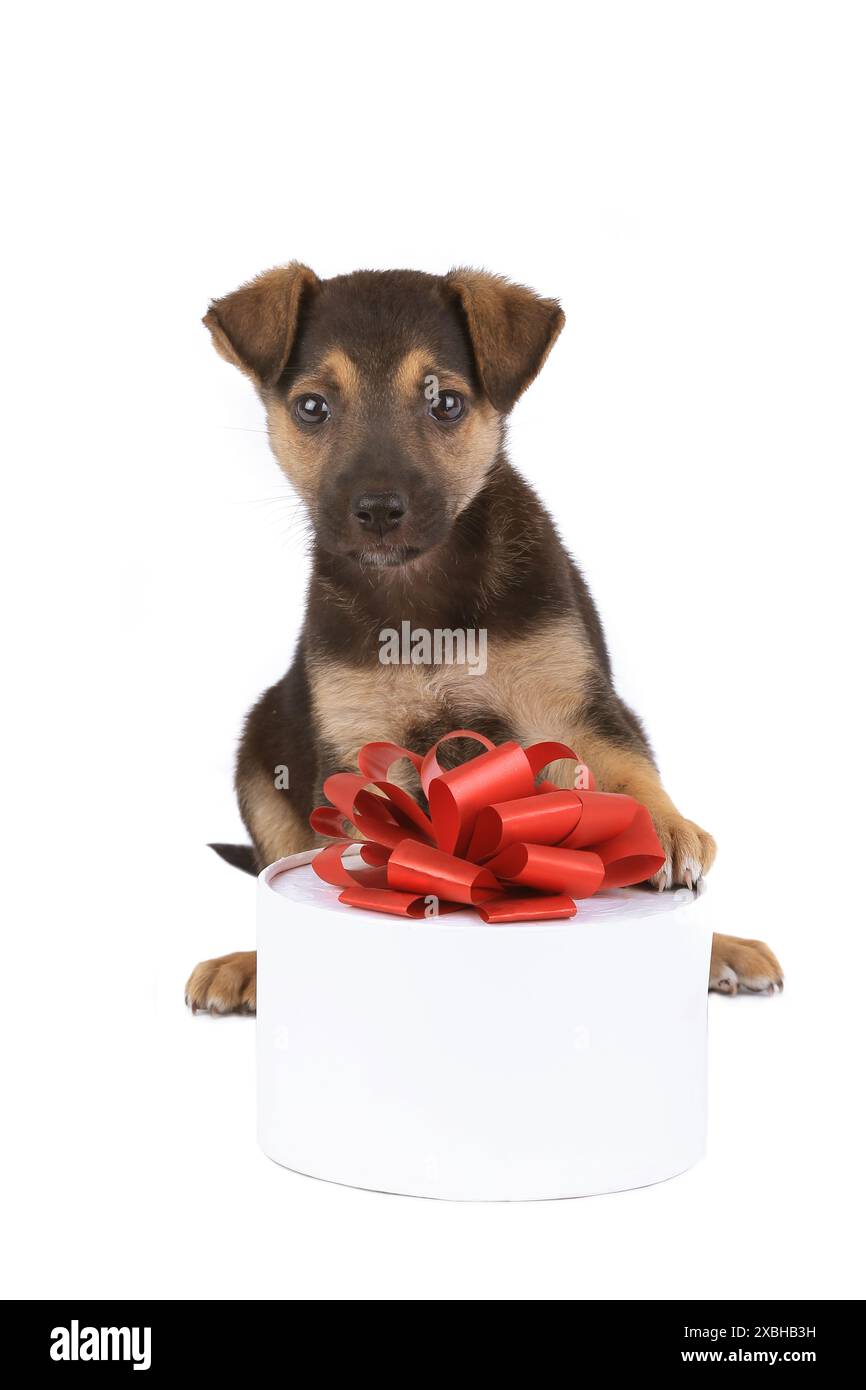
[
  {"x1": 430, "y1": 396, "x2": 501, "y2": 514},
  {"x1": 263, "y1": 350, "x2": 362, "y2": 503},
  {"x1": 237, "y1": 764, "x2": 314, "y2": 866},
  {"x1": 264, "y1": 395, "x2": 322, "y2": 503},
  {"x1": 319, "y1": 348, "x2": 361, "y2": 399},
  {"x1": 391, "y1": 347, "x2": 499, "y2": 511},
  {"x1": 284, "y1": 348, "x2": 361, "y2": 402},
  {"x1": 392, "y1": 347, "x2": 472, "y2": 400}
]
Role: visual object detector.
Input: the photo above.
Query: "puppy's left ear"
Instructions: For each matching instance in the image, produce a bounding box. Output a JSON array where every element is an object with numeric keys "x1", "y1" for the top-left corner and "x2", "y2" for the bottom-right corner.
[
  {"x1": 446, "y1": 268, "x2": 564, "y2": 413},
  {"x1": 203, "y1": 262, "x2": 319, "y2": 388}
]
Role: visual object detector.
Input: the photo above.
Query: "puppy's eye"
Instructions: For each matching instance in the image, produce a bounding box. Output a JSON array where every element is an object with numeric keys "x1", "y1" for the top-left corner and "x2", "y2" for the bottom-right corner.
[
  {"x1": 294, "y1": 393, "x2": 330, "y2": 425},
  {"x1": 429, "y1": 391, "x2": 465, "y2": 423}
]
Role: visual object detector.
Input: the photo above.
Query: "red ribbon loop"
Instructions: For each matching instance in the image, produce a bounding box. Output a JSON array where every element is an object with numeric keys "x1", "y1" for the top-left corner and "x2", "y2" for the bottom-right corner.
[{"x1": 310, "y1": 731, "x2": 666, "y2": 923}]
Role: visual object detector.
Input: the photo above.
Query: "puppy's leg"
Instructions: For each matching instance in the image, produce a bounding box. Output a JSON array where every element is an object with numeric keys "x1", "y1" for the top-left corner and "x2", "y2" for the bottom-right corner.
[
  {"x1": 185, "y1": 950, "x2": 257, "y2": 1015},
  {"x1": 710, "y1": 933, "x2": 784, "y2": 994},
  {"x1": 237, "y1": 763, "x2": 316, "y2": 869},
  {"x1": 186, "y1": 766, "x2": 314, "y2": 1015},
  {"x1": 549, "y1": 704, "x2": 783, "y2": 988},
  {"x1": 187, "y1": 671, "x2": 317, "y2": 1015},
  {"x1": 185, "y1": 770, "x2": 313, "y2": 1014},
  {"x1": 545, "y1": 685, "x2": 716, "y2": 888},
  {"x1": 581, "y1": 738, "x2": 716, "y2": 890}
]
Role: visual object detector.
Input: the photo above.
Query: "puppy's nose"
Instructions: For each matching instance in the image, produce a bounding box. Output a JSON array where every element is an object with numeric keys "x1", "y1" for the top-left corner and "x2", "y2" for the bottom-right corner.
[{"x1": 351, "y1": 491, "x2": 408, "y2": 533}]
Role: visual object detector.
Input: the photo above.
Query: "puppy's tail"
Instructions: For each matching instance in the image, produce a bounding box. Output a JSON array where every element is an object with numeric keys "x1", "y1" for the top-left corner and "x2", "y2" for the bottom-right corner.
[{"x1": 209, "y1": 842, "x2": 258, "y2": 876}]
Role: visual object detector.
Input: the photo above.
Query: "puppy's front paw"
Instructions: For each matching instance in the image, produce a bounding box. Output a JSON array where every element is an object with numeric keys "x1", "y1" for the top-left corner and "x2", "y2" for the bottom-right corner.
[
  {"x1": 710, "y1": 933, "x2": 783, "y2": 995},
  {"x1": 185, "y1": 951, "x2": 256, "y2": 1015},
  {"x1": 650, "y1": 811, "x2": 717, "y2": 890}
]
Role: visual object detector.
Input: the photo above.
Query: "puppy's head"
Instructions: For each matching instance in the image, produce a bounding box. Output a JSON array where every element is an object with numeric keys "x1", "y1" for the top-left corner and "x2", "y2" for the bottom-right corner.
[{"x1": 204, "y1": 265, "x2": 563, "y2": 567}]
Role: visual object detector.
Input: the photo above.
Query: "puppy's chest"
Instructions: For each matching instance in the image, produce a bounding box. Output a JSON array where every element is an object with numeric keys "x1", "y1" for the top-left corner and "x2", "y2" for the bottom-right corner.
[{"x1": 310, "y1": 620, "x2": 592, "y2": 766}]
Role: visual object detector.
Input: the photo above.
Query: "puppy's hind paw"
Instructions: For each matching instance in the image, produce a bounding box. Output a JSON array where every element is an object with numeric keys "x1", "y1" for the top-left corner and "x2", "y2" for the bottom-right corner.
[{"x1": 709, "y1": 934, "x2": 784, "y2": 996}]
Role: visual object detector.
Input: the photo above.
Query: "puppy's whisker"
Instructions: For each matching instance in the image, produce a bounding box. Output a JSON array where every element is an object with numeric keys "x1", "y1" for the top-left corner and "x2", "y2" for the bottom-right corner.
[{"x1": 214, "y1": 425, "x2": 271, "y2": 434}]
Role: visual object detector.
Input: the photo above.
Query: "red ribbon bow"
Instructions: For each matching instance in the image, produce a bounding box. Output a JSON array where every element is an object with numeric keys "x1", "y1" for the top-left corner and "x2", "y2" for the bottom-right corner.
[{"x1": 309, "y1": 730, "x2": 665, "y2": 923}]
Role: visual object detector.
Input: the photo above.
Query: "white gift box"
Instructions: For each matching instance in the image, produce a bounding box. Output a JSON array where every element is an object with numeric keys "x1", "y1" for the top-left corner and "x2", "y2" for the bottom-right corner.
[{"x1": 257, "y1": 850, "x2": 714, "y2": 1201}]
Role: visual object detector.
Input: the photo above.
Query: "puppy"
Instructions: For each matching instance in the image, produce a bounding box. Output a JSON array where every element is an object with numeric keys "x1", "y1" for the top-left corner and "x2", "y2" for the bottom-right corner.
[{"x1": 186, "y1": 264, "x2": 782, "y2": 1013}]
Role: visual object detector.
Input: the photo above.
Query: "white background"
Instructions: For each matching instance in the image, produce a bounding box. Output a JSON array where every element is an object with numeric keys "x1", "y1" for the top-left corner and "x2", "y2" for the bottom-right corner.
[{"x1": 2, "y1": 0, "x2": 864, "y2": 1299}]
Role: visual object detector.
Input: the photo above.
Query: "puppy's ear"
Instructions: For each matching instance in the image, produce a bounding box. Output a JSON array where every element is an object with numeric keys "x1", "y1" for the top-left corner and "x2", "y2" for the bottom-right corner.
[
  {"x1": 203, "y1": 262, "x2": 319, "y2": 387},
  {"x1": 446, "y1": 268, "x2": 564, "y2": 413}
]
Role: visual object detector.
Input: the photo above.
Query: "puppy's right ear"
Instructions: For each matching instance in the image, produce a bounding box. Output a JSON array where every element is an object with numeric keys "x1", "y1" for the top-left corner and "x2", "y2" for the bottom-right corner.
[{"x1": 203, "y1": 262, "x2": 319, "y2": 387}]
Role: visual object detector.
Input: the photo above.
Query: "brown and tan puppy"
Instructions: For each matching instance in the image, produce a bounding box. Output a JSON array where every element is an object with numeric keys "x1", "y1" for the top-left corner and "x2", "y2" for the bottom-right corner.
[{"x1": 186, "y1": 264, "x2": 782, "y2": 1014}]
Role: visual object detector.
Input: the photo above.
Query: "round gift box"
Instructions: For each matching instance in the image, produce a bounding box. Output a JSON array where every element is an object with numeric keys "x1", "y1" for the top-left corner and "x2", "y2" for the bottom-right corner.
[{"x1": 257, "y1": 850, "x2": 714, "y2": 1201}]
